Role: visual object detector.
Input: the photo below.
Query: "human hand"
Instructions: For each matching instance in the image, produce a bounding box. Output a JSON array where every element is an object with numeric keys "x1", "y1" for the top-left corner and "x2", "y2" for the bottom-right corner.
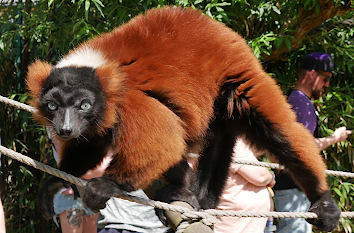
[
  {"x1": 267, "y1": 173, "x2": 276, "y2": 188},
  {"x1": 332, "y1": 127, "x2": 352, "y2": 143},
  {"x1": 61, "y1": 187, "x2": 74, "y2": 195}
]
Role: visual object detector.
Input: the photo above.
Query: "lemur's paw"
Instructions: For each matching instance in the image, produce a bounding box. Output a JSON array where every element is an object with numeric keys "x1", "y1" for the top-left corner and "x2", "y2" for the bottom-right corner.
[
  {"x1": 83, "y1": 176, "x2": 133, "y2": 212},
  {"x1": 307, "y1": 191, "x2": 340, "y2": 232}
]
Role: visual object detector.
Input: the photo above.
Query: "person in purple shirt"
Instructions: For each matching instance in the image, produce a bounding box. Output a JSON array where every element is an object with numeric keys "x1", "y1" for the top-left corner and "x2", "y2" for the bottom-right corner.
[
  {"x1": 273, "y1": 52, "x2": 352, "y2": 233},
  {"x1": 288, "y1": 90, "x2": 318, "y2": 134}
]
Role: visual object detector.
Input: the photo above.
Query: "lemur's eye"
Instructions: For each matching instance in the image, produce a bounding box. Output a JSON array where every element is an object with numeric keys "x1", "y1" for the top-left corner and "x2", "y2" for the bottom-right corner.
[
  {"x1": 80, "y1": 100, "x2": 92, "y2": 111},
  {"x1": 47, "y1": 102, "x2": 58, "y2": 111}
]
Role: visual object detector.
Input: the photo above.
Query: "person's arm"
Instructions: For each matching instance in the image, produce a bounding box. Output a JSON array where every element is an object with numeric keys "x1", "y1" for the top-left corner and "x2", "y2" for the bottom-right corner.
[
  {"x1": 315, "y1": 127, "x2": 352, "y2": 151},
  {"x1": 231, "y1": 138, "x2": 275, "y2": 187},
  {"x1": 236, "y1": 165, "x2": 275, "y2": 187}
]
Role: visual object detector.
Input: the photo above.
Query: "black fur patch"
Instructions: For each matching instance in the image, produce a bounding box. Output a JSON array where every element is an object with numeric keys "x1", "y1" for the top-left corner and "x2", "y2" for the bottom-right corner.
[
  {"x1": 59, "y1": 130, "x2": 113, "y2": 177},
  {"x1": 41, "y1": 67, "x2": 102, "y2": 95}
]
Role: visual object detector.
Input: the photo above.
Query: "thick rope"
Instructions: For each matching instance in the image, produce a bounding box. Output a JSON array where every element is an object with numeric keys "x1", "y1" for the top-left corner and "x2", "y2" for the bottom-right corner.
[
  {"x1": 0, "y1": 95, "x2": 36, "y2": 113},
  {"x1": 176, "y1": 221, "x2": 191, "y2": 233},
  {"x1": 0, "y1": 145, "x2": 87, "y2": 187}
]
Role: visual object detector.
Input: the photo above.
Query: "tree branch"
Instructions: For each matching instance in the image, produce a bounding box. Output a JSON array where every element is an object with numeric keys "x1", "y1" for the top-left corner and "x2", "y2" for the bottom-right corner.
[{"x1": 264, "y1": 0, "x2": 353, "y2": 62}]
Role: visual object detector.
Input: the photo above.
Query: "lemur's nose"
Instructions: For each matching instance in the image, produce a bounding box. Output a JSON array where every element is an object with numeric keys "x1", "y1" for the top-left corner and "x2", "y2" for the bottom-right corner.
[
  {"x1": 60, "y1": 108, "x2": 73, "y2": 137},
  {"x1": 59, "y1": 128, "x2": 72, "y2": 137}
]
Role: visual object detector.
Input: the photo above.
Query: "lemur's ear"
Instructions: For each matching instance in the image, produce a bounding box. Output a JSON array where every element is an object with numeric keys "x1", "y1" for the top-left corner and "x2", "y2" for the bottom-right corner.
[{"x1": 26, "y1": 60, "x2": 53, "y2": 100}]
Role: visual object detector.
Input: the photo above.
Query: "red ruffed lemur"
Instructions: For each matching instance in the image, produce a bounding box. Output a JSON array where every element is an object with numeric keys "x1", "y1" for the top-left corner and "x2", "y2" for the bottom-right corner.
[{"x1": 26, "y1": 7, "x2": 340, "y2": 231}]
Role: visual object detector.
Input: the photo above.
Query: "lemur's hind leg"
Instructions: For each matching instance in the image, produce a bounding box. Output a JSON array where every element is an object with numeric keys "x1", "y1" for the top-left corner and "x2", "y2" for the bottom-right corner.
[
  {"x1": 154, "y1": 160, "x2": 200, "y2": 225},
  {"x1": 225, "y1": 73, "x2": 340, "y2": 231}
]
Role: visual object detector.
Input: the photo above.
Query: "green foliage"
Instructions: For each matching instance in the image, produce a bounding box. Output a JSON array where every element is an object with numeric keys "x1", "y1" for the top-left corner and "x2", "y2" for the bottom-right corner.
[
  {"x1": 330, "y1": 177, "x2": 354, "y2": 233},
  {"x1": 318, "y1": 84, "x2": 353, "y2": 233},
  {"x1": 0, "y1": 0, "x2": 353, "y2": 232}
]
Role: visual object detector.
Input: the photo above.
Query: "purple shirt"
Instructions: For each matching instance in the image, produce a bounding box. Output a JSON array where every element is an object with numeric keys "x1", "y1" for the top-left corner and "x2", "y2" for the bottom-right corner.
[{"x1": 288, "y1": 89, "x2": 317, "y2": 135}]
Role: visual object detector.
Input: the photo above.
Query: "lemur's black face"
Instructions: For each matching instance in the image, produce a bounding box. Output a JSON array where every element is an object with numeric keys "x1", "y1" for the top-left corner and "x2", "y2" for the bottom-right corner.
[{"x1": 39, "y1": 67, "x2": 105, "y2": 139}]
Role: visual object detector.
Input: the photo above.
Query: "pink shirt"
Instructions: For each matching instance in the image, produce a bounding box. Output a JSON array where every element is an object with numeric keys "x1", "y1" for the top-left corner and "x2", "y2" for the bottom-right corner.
[{"x1": 214, "y1": 139, "x2": 273, "y2": 233}]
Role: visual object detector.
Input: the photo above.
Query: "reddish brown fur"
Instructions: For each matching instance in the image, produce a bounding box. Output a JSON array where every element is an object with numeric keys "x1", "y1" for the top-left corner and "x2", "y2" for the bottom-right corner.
[
  {"x1": 26, "y1": 60, "x2": 52, "y2": 105},
  {"x1": 95, "y1": 63, "x2": 126, "y2": 132},
  {"x1": 26, "y1": 60, "x2": 53, "y2": 124},
  {"x1": 107, "y1": 90, "x2": 186, "y2": 188},
  {"x1": 27, "y1": 7, "x2": 328, "y2": 193},
  {"x1": 240, "y1": 73, "x2": 328, "y2": 193}
]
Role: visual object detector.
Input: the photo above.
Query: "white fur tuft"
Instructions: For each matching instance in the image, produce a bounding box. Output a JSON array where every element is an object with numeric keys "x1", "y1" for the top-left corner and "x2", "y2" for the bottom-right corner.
[{"x1": 56, "y1": 47, "x2": 106, "y2": 69}]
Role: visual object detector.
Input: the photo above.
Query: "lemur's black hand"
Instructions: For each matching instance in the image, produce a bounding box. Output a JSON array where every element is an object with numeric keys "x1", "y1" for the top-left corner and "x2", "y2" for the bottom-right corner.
[
  {"x1": 306, "y1": 191, "x2": 340, "y2": 232},
  {"x1": 82, "y1": 176, "x2": 134, "y2": 212}
]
